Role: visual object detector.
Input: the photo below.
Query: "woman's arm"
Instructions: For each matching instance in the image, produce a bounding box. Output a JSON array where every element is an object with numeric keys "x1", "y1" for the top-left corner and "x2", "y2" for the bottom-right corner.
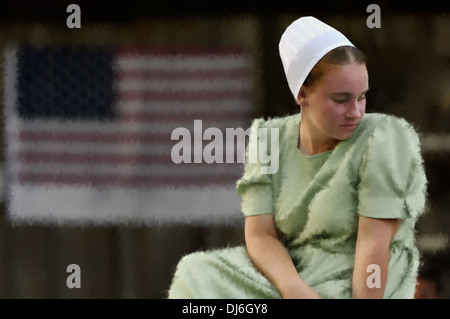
[
  {"x1": 245, "y1": 214, "x2": 321, "y2": 299},
  {"x1": 352, "y1": 215, "x2": 400, "y2": 298}
]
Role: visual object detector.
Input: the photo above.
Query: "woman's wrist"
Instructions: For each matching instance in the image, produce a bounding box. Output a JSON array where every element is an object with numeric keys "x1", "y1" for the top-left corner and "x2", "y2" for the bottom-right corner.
[{"x1": 279, "y1": 277, "x2": 322, "y2": 299}]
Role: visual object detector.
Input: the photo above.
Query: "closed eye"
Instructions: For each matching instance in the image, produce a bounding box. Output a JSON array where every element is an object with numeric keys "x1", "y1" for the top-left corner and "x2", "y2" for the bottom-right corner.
[
  {"x1": 331, "y1": 88, "x2": 369, "y2": 104},
  {"x1": 333, "y1": 98, "x2": 348, "y2": 104}
]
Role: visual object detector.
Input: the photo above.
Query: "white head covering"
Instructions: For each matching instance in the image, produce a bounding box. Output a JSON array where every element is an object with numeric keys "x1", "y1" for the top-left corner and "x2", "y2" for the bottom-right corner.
[{"x1": 279, "y1": 16, "x2": 354, "y2": 100}]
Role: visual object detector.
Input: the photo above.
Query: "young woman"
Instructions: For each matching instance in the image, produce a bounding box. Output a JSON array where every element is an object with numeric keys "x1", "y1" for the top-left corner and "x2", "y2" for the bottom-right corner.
[{"x1": 168, "y1": 16, "x2": 427, "y2": 299}]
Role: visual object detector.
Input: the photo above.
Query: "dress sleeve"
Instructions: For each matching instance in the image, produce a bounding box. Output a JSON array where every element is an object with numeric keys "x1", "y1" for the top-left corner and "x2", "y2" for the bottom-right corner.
[
  {"x1": 236, "y1": 118, "x2": 274, "y2": 217},
  {"x1": 357, "y1": 116, "x2": 427, "y2": 220}
]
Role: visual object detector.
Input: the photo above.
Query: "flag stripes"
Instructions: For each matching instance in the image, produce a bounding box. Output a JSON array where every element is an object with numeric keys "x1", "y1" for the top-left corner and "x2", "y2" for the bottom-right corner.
[{"x1": 5, "y1": 46, "x2": 253, "y2": 224}]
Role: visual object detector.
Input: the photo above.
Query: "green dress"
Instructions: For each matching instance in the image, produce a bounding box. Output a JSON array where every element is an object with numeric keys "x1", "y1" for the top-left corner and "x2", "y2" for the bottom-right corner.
[{"x1": 167, "y1": 112, "x2": 427, "y2": 299}]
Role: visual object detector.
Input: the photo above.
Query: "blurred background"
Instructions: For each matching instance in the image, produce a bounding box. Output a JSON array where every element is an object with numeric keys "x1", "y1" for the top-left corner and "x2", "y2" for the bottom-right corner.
[{"x1": 0, "y1": 0, "x2": 449, "y2": 298}]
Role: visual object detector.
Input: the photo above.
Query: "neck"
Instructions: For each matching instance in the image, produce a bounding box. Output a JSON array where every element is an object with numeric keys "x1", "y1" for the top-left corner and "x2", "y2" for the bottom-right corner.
[{"x1": 299, "y1": 119, "x2": 339, "y2": 156}]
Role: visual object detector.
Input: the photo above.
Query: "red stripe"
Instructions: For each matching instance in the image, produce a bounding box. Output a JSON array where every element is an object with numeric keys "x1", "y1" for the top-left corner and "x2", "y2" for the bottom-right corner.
[
  {"x1": 18, "y1": 126, "x2": 250, "y2": 144},
  {"x1": 17, "y1": 151, "x2": 244, "y2": 165},
  {"x1": 116, "y1": 47, "x2": 248, "y2": 58},
  {"x1": 18, "y1": 130, "x2": 171, "y2": 144},
  {"x1": 18, "y1": 151, "x2": 171, "y2": 165},
  {"x1": 117, "y1": 89, "x2": 250, "y2": 102},
  {"x1": 117, "y1": 68, "x2": 250, "y2": 80},
  {"x1": 17, "y1": 172, "x2": 241, "y2": 188},
  {"x1": 118, "y1": 110, "x2": 252, "y2": 122}
]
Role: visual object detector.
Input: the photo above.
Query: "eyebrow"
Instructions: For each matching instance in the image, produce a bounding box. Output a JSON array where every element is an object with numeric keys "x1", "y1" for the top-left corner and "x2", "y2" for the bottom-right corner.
[{"x1": 331, "y1": 88, "x2": 370, "y2": 96}]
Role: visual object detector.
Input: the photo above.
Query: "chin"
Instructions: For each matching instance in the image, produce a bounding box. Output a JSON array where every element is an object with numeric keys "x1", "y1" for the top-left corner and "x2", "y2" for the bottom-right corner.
[{"x1": 337, "y1": 132, "x2": 355, "y2": 141}]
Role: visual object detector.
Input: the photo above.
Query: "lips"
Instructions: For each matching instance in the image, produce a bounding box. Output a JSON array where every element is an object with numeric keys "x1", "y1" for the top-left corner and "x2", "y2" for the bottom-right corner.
[{"x1": 340, "y1": 123, "x2": 358, "y2": 130}]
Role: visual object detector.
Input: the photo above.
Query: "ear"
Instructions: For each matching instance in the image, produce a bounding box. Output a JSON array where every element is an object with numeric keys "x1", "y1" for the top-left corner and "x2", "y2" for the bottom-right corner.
[{"x1": 297, "y1": 86, "x2": 309, "y2": 107}]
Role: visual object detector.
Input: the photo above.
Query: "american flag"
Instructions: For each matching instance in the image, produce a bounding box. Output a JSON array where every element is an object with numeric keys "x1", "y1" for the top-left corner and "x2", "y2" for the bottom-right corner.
[{"x1": 4, "y1": 45, "x2": 254, "y2": 225}]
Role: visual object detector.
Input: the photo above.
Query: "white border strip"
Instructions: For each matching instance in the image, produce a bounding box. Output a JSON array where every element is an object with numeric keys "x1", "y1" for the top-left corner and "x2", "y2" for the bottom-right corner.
[{"x1": 8, "y1": 185, "x2": 244, "y2": 226}]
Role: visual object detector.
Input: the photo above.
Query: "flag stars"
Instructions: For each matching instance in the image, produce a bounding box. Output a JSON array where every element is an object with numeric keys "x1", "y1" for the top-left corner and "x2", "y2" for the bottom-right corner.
[{"x1": 17, "y1": 46, "x2": 114, "y2": 120}]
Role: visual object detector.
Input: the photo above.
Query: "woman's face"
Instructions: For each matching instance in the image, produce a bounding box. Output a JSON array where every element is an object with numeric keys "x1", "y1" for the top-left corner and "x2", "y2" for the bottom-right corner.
[{"x1": 299, "y1": 63, "x2": 369, "y2": 142}]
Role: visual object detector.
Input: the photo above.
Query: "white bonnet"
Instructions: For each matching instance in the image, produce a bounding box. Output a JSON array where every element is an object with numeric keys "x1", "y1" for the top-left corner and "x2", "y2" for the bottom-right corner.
[{"x1": 279, "y1": 16, "x2": 354, "y2": 100}]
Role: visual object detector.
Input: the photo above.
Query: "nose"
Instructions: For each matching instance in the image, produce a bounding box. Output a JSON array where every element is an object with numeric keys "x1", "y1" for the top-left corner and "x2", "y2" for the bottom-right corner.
[{"x1": 346, "y1": 100, "x2": 363, "y2": 119}]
